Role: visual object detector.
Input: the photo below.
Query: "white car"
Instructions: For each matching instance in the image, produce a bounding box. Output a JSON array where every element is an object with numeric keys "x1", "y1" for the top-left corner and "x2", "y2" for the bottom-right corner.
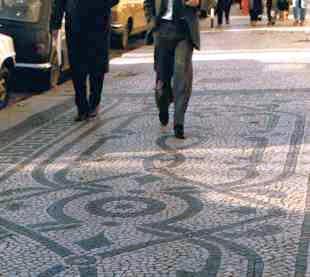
[{"x1": 0, "y1": 33, "x2": 15, "y2": 109}]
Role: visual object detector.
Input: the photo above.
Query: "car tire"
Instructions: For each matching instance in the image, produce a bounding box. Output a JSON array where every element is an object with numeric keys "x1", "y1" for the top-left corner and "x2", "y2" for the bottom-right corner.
[{"x1": 0, "y1": 66, "x2": 10, "y2": 109}]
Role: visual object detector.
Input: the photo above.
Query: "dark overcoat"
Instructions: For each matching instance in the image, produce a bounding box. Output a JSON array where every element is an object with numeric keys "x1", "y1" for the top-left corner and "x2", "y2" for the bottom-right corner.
[
  {"x1": 50, "y1": 0, "x2": 119, "y2": 74},
  {"x1": 143, "y1": 0, "x2": 201, "y2": 49}
]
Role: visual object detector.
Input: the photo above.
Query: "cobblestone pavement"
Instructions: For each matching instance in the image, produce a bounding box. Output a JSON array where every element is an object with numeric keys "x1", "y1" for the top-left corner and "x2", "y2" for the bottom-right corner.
[{"x1": 1, "y1": 20, "x2": 310, "y2": 277}]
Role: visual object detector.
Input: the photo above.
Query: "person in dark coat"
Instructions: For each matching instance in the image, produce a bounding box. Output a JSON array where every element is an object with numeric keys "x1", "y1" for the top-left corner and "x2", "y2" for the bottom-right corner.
[
  {"x1": 50, "y1": 0, "x2": 119, "y2": 121},
  {"x1": 144, "y1": 0, "x2": 201, "y2": 139},
  {"x1": 217, "y1": 0, "x2": 232, "y2": 26},
  {"x1": 249, "y1": 0, "x2": 263, "y2": 25},
  {"x1": 267, "y1": 0, "x2": 277, "y2": 25}
]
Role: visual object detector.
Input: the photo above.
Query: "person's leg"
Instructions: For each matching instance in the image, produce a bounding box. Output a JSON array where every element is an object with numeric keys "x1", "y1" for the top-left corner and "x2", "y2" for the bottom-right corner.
[
  {"x1": 89, "y1": 72, "x2": 104, "y2": 117},
  {"x1": 225, "y1": 1, "x2": 232, "y2": 24},
  {"x1": 154, "y1": 22, "x2": 176, "y2": 126},
  {"x1": 300, "y1": 7, "x2": 306, "y2": 24},
  {"x1": 267, "y1": 0, "x2": 272, "y2": 23},
  {"x1": 66, "y1": 31, "x2": 89, "y2": 120},
  {"x1": 284, "y1": 0, "x2": 289, "y2": 20},
  {"x1": 294, "y1": 6, "x2": 300, "y2": 23},
  {"x1": 293, "y1": 5, "x2": 298, "y2": 22},
  {"x1": 71, "y1": 67, "x2": 89, "y2": 120},
  {"x1": 173, "y1": 39, "x2": 193, "y2": 138},
  {"x1": 250, "y1": 10, "x2": 257, "y2": 24},
  {"x1": 217, "y1": 6, "x2": 224, "y2": 25}
]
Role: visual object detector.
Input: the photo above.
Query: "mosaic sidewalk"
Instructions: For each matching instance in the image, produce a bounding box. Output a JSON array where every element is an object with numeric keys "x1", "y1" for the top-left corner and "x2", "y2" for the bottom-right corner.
[{"x1": 1, "y1": 29, "x2": 310, "y2": 276}]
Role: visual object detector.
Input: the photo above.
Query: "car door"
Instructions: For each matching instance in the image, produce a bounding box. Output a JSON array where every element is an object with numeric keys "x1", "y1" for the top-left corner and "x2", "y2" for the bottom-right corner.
[{"x1": 131, "y1": 0, "x2": 146, "y2": 33}]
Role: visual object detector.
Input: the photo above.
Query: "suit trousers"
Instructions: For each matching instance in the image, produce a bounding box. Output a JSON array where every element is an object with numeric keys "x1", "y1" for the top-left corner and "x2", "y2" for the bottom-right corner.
[
  {"x1": 217, "y1": 0, "x2": 232, "y2": 24},
  {"x1": 66, "y1": 29, "x2": 105, "y2": 116},
  {"x1": 155, "y1": 20, "x2": 193, "y2": 126},
  {"x1": 71, "y1": 68, "x2": 104, "y2": 115},
  {"x1": 267, "y1": 0, "x2": 276, "y2": 22},
  {"x1": 294, "y1": 5, "x2": 306, "y2": 21}
]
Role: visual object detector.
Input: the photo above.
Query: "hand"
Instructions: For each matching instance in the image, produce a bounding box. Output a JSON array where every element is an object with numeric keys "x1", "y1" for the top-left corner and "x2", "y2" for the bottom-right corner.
[
  {"x1": 185, "y1": 0, "x2": 200, "y2": 7},
  {"x1": 52, "y1": 30, "x2": 59, "y2": 41}
]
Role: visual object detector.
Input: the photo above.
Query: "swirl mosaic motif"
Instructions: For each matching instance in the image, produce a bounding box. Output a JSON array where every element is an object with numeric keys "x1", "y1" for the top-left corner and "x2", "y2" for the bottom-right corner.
[{"x1": 0, "y1": 88, "x2": 308, "y2": 276}]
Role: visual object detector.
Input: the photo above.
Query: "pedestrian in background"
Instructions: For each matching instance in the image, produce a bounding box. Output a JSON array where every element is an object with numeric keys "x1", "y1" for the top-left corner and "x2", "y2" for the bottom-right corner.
[
  {"x1": 217, "y1": 0, "x2": 232, "y2": 26},
  {"x1": 50, "y1": 0, "x2": 119, "y2": 122},
  {"x1": 144, "y1": 0, "x2": 201, "y2": 139},
  {"x1": 267, "y1": 0, "x2": 278, "y2": 25},
  {"x1": 293, "y1": 0, "x2": 307, "y2": 25},
  {"x1": 277, "y1": 0, "x2": 289, "y2": 20},
  {"x1": 249, "y1": 0, "x2": 263, "y2": 25}
]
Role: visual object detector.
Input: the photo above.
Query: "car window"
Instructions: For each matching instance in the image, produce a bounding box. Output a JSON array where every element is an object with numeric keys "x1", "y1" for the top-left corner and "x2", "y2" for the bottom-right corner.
[{"x1": 0, "y1": 0, "x2": 42, "y2": 23}]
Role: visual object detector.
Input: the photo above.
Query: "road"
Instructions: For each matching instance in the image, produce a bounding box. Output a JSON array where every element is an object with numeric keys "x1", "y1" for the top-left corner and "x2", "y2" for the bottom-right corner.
[{"x1": 1, "y1": 10, "x2": 310, "y2": 276}]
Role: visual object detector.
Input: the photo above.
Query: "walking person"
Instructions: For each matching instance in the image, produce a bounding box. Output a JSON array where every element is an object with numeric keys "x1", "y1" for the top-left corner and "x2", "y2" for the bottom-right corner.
[
  {"x1": 249, "y1": 0, "x2": 263, "y2": 25},
  {"x1": 267, "y1": 0, "x2": 278, "y2": 25},
  {"x1": 144, "y1": 0, "x2": 201, "y2": 139},
  {"x1": 217, "y1": 0, "x2": 233, "y2": 26},
  {"x1": 50, "y1": 0, "x2": 119, "y2": 121},
  {"x1": 277, "y1": 0, "x2": 289, "y2": 20},
  {"x1": 293, "y1": 0, "x2": 307, "y2": 25}
]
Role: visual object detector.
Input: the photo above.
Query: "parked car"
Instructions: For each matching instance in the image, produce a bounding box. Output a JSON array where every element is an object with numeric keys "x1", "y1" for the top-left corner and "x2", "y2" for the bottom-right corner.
[
  {"x1": 0, "y1": 32, "x2": 15, "y2": 109},
  {"x1": 0, "y1": 0, "x2": 69, "y2": 90},
  {"x1": 111, "y1": 0, "x2": 148, "y2": 49}
]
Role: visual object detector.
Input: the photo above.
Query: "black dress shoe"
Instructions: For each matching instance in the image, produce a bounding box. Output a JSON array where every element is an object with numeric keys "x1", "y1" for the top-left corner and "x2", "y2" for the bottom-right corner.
[
  {"x1": 174, "y1": 124, "x2": 185, "y2": 139},
  {"x1": 74, "y1": 113, "x2": 88, "y2": 122},
  {"x1": 159, "y1": 112, "x2": 169, "y2": 126}
]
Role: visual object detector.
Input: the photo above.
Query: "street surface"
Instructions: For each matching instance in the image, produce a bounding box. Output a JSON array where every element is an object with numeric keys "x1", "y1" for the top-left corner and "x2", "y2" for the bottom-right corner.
[{"x1": 1, "y1": 11, "x2": 310, "y2": 276}]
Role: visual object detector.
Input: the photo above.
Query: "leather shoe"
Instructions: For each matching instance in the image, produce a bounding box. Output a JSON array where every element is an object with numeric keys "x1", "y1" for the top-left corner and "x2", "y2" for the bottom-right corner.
[
  {"x1": 74, "y1": 113, "x2": 88, "y2": 122},
  {"x1": 174, "y1": 124, "x2": 185, "y2": 139},
  {"x1": 159, "y1": 112, "x2": 169, "y2": 126}
]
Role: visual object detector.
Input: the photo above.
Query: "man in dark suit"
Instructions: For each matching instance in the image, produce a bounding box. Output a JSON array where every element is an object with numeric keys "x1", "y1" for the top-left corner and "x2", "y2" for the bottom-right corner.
[
  {"x1": 217, "y1": 0, "x2": 232, "y2": 25},
  {"x1": 144, "y1": 0, "x2": 201, "y2": 139},
  {"x1": 50, "y1": 0, "x2": 119, "y2": 121}
]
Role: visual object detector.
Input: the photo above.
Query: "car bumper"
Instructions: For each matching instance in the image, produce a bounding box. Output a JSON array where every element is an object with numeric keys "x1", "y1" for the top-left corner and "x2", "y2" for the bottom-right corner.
[
  {"x1": 111, "y1": 23, "x2": 125, "y2": 35},
  {"x1": 15, "y1": 62, "x2": 51, "y2": 70}
]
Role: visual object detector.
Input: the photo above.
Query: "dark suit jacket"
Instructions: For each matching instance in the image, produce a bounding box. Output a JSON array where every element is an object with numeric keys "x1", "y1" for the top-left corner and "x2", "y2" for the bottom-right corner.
[
  {"x1": 50, "y1": 0, "x2": 119, "y2": 31},
  {"x1": 144, "y1": 0, "x2": 201, "y2": 49},
  {"x1": 50, "y1": 0, "x2": 119, "y2": 73}
]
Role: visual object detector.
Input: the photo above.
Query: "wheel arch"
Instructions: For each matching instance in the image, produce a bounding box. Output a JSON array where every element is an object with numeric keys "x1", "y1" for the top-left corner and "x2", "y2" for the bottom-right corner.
[
  {"x1": 0, "y1": 57, "x2": 13, "y2": 109},
  {"x1": 2, "y1": 56, "x2": 15, "y2": 71}
]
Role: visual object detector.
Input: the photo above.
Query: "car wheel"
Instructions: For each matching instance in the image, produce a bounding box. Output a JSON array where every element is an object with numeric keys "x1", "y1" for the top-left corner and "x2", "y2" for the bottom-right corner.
[{"x1": 0, "y1": 66, "x2": 10, "y2": 109}]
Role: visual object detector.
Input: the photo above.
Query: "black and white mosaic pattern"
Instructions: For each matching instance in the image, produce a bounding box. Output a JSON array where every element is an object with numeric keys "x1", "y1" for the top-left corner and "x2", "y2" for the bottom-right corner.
[{"x1": 1, "y1": 30, "x2": 310, "y2": 276}]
